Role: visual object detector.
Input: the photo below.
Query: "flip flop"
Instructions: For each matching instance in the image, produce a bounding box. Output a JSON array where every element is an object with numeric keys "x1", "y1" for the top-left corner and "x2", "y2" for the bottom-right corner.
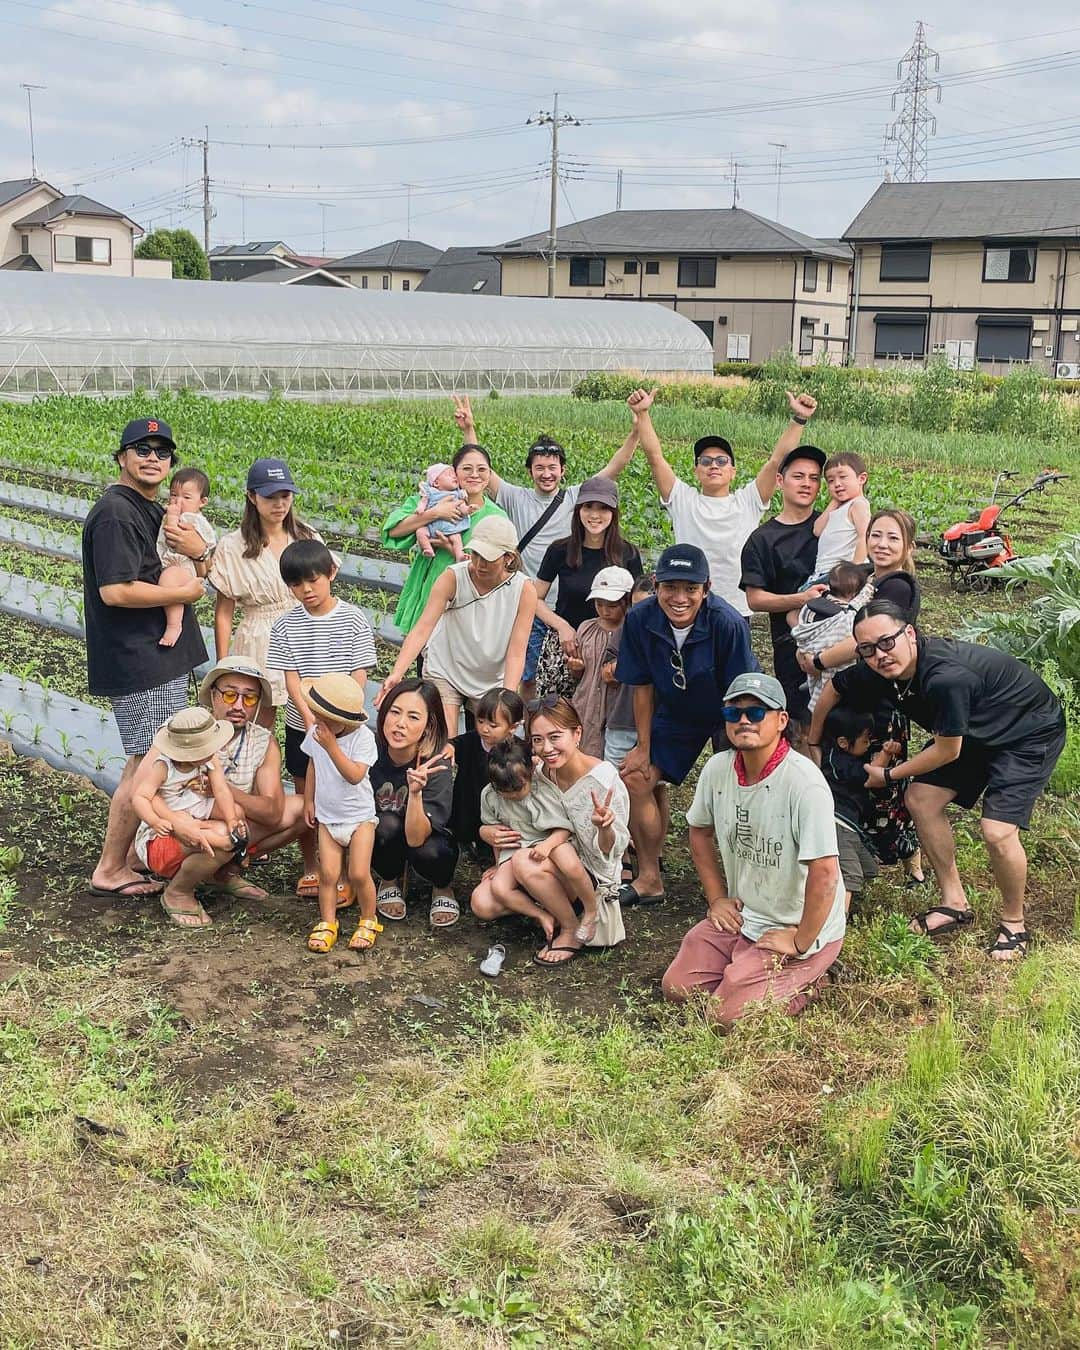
[
  {"x1": 910, "y1": 904, "x2": 975, "y2": 937},
  {"x1": 88, "y1": 878, "x2": 164, "y2": 898},
  {"x1": 617, "y1": 882, "x2": 664, "y2": 908},
  {"x1": 160, "y1": 894, "x2": 211, "y2": 928},
  {"x1": 214, "y1": 874, "x2": 269, "y2": 902},
  {"x1": 533, "y1": 942, "x2": 582, "y2": 967}
]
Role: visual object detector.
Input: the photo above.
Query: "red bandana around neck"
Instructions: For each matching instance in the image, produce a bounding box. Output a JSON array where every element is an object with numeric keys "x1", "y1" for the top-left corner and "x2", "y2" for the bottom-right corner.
[{"x1": 734, "y1": 736, "x2": 790, "y2": 786}]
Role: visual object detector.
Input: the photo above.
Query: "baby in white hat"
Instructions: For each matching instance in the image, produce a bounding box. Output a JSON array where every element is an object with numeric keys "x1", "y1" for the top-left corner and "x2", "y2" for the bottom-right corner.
[{"x1": 415, "y1": 462, "x2": 472, "y2": 559}]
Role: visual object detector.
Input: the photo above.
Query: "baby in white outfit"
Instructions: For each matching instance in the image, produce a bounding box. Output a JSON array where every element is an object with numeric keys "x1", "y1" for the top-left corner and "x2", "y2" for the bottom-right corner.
[{"x1": 156, "y1": 467, "x2": 216, "y2": 647}]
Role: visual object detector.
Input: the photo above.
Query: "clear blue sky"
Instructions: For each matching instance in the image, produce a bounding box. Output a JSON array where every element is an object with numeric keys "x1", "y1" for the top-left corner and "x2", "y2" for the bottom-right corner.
[{"x1": 2, "y1": 0, "x2": 1079, "y2": 256}]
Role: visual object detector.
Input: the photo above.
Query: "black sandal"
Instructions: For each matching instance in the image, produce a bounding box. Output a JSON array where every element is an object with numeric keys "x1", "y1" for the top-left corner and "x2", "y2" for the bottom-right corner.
[
  {"x1": 911, "y1": 904, "x2": 974, "y2": 937},
  {"x1": 987, "y1": 923, "x2": 1029, "y2": 961}
]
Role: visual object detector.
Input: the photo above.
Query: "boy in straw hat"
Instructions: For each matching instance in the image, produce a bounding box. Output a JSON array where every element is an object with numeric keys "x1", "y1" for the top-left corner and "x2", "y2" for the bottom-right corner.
[
  {"x1": 300, "y1": 673, "x2": 381, "y2": 954},
  {"x1": 131, "y1": 706, "x2": 248, "y2": 928}
]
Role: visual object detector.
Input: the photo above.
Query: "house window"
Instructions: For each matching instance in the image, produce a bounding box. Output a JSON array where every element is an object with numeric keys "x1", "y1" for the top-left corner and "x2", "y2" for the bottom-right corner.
[
  {"x1": 20, "y1": 235, "x2": 29, "y2": 255},
  {"x1": 879, "y1": 243, "x2": 931, "y2": 282},
  {"x1": 692, "y1": 319, "x2": 714, "y2": 344},
  {"x1": 873, "y1": 312, "x2": 928, "y2": 358},
  {"x1": 54, "y1": 235, "x2": 111, "y2": 265},
  {"x1": 799, "y1": 317, "x2": 816, "y2": 355},
  {"x1": 382, "y1": 274, "x2": 390, "y2": 290},
  {"x1": 644, "y1": 260, "x2": 660, "y2": 275},
  {"x1": 402, "y1": 279, "x2": 410, "y2": 291},
  {"x1": 983, "y1": 245, "x2": 1036, "y2": 283},
  {"x1": 823, "y1": 321, "x2": 830, "y2": 336},
  {"x1": 623, "y1": 259, "x2": 638, "y2": 275},
  {"x1": 361, "y1": 275, "x2": 368, "y2": 289},
  {"x1": 677, "y1": 257, "x2": 716, "y2": 288},
  {"x1": 569, "y1": 257, "x2": 605, "y2": 287},
  {"x1": 826, "y1": 261, "x2": 834, "y2": 292},
  {"x1": 803, "y1": 258, "x2": 818, "y2": 293},
  {"x1": 975, "y1": 317, "x2": 1032, "y2": 362}
]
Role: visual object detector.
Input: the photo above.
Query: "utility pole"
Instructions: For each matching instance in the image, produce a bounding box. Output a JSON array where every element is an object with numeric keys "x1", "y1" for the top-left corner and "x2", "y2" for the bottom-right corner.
[
  {"x1": 318, "y1": 201, "x2": 334, "y2": 253},
  {"x1": 201, "y1": 127, "x2": 213, "y2": 254},
  {"x1": 403, "y1": 183, "x2": 414, "y2": 239},
  {"x1": 888, "y1": 21, "x2": 941, "y2": 182},
  {"x1": 616, "y1": 168, "x2": 623, "y2": 211},
  {"x1": 240, "y1": 195, "x2": 246, "y2": 241},
  {"x1": 728, "y1": 157, "x2": 740, "y2": 209},
  {"x1": 20, "y1": 84, "x2": 45, "y2": 180},
  {"x1": 769, "y1": 142, "x2": 787, "y2": 220},
  {"x1": 528, "y1": 92, "x2": 579, "y2": 298}
]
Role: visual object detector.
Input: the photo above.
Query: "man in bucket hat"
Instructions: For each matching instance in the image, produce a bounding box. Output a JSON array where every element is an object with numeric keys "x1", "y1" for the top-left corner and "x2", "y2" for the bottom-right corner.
[
  {"x1": 84, "y1": 416, "x2": 212, "y2": 903},
  {"x1": 662, "y1": 673, "x2": 846, "y2": 1027}
]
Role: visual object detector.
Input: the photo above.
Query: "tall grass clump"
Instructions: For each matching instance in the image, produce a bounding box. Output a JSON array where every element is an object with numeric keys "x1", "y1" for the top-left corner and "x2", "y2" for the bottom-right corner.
[{"x1": 826, "y1": 952, "x2": 1080, "y2": 1323}]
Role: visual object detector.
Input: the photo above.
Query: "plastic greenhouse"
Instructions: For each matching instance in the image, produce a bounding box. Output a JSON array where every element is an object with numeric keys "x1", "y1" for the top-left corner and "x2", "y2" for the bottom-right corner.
[{"x1": 0, "y1": 273, "x2": 712, "y2": 401}]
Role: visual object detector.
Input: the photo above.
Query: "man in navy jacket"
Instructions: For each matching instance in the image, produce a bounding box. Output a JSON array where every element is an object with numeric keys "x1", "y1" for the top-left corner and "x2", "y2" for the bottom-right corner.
[{"x1": 616, "y1": 543, "x2": 757, "y2": 905}]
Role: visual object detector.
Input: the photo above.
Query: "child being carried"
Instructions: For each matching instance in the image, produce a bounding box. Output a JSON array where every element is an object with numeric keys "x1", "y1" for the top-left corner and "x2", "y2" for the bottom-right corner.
[
  {"x1": 415, "y1": 462, "x2": 473, "y2": 560},
  {"x1": 156, "y1": 467, "x2": 216, "y2": 647},
  {"x1": 479, "y1": 738, "x2": 600, "y2": 943},
  {"x1": 791, "y1": 561, "x2": 874, "y2": 711}
]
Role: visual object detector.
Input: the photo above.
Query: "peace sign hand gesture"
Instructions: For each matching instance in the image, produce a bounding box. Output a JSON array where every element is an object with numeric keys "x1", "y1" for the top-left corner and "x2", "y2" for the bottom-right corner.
[
  {"x1": 406, "y1": 748, "x2": 452, "y2": 796},
  {"x1": 452, "y1": 394, "x2": 475, "y2": 436},
  {"x1": 590, "y1": 786, "x2": 616, "y2": 833}
]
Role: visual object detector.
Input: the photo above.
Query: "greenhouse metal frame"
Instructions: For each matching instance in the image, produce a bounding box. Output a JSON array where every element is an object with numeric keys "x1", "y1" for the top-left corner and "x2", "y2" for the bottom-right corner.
[{"x1": 0, "y1": 273, "x2": 712, "y2": 401}]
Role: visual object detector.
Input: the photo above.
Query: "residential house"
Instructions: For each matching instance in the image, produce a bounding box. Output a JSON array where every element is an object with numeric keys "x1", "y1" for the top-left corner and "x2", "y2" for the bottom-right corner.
[
  {"x1": 843, "y1": 179, "x2": 1080, "y2": 374},
  {"x1": 0, "y1": 179, "x2": 170, "y2": 278},
  {"x1": 236, "y1": 265, "x2": 354, "y2": 288},
  {"x1": 417, "y1": 246, "x2": 501, "y2": 295},
  {"x1": 208, "y1": 241, "x2": 303, "y2": 282},
  {"x1": 490, "y1": 208, "x2": 851, "y2": 364},
  {"x1": 324, "y1": 239, "x2": 443, "y2": 292}
]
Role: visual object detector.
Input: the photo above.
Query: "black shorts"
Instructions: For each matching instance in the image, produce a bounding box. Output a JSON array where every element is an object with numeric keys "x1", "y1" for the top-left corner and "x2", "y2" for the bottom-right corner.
[
  {"x1": 772, "y1": 637, "x2": 810, "y2": 725},
  {"x1": 836, "y1": 821, "x2": 879, "y2": 893},
  {"x1": 284, "y1": 724, "x2": 310, "y2": 780},
  {"x1": 914, "y1": 719, "x2": 1067, "y2": 829}
]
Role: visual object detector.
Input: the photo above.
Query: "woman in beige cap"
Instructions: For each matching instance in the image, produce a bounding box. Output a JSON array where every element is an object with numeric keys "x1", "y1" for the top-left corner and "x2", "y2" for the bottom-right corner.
[{"x1": 377, "y1": 514, "x2": 537, "y2": 734}]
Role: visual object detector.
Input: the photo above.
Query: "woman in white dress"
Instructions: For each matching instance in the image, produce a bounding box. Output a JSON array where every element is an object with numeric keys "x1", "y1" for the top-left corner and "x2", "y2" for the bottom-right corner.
[
  {"x1": 471, "y1": 697, "x2": 627, "y2": 965},
  {"x1": 210, "y1": 457, "x2": 320, "y2": 729}
]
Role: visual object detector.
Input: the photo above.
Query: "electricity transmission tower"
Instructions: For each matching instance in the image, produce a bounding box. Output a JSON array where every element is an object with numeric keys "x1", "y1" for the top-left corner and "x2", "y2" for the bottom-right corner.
[{"x1": 888, "y1": 21, "x2": 941, "y2": 182}]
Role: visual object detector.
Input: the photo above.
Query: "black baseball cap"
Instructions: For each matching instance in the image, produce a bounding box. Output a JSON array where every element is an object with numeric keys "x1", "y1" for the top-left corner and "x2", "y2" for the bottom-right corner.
[
  {"x1": 779, "y1": 444, "x2": 827, "y2": 474},
  {"x1": 655, "y1": 543, "x2": 710, "y2": 585},
  {"x1": 119, "y1": 417, "x2": 175, "y2": 451},
  {"x1": 693, "y1": 434, "x2": 735, "y2": 464}
]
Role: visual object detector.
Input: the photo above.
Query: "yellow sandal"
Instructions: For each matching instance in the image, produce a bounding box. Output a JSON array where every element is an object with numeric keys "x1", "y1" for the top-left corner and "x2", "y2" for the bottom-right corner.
[
  {"x1": 348, "y1": 917, "x2": 383, "y2": 951},
  {"x1": 307, "y1": 919, "x2": 339, "y2": 953}
]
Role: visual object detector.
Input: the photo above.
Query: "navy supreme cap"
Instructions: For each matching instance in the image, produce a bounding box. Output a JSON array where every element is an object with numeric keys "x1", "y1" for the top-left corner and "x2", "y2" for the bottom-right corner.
[
  {"x1": 246, "y1": 457, "x2": 299, "y2": 496},
  {"x1": 119, "y1": 417, "x2": 175, "y2": 451},
  {"x1": 655, "y1": 543, "x2": 710, "y2": 585}
]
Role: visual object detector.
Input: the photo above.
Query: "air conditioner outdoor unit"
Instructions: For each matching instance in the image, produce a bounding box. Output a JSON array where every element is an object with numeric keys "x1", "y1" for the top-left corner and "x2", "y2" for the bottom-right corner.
[{"x1": 1055, "y1": 362, "x2": 1080, "y2": 379}]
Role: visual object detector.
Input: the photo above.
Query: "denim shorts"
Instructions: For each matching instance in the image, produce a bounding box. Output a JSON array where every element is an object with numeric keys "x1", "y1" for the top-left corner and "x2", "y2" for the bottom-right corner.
[
  {"x1": 522, "y1": 616, "x2": 547, "y2": 683},
  {"x1": 603, "y1": 726, "x2": 637, "y2": 767}
]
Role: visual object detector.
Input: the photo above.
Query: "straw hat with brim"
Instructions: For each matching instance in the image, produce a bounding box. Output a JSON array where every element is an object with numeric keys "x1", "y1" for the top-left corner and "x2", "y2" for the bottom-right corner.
[
  {"x1": 466, "y1": 515, "x2": 518, "y2": 560},
  {"x1": 198, "y1": 655, "x2": 274, "y2": 711},
  {"x1": 153, "y1": 707, "x2": 236, "y2": 761},
  {"x1": 300, "y1": 673, "x2": 368, "y2": 726}
]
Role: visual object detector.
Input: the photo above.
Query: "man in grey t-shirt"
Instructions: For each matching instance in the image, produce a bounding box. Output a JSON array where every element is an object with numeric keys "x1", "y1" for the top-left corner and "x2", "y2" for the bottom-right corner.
[{"x1": 453, "y1": 395, "x2": 638, "y2": 690}]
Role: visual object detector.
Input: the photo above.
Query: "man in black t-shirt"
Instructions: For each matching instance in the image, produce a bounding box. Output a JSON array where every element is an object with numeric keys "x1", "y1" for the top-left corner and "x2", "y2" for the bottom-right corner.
[
  {"x1": 811, "y1": 600, "x2": 1066, "y2": 962},
  {"x1": 84, "y1": 417, "x2": 209, "y2": 901},
  {"x1": 739, "y1": 444, "x2": 827, "y2": 728}
]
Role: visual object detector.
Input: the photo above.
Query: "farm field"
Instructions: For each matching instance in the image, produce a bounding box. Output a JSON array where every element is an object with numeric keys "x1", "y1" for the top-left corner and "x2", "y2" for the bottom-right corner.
[{"x1": 0, "y1": 391, "x2": 1078, "y2": 1347}]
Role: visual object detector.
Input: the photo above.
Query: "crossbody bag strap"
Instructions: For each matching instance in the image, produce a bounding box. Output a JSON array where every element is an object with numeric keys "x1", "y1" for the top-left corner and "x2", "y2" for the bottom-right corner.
[{"x1": 515, "y1": 489, "x2": 566, "y2": 556}]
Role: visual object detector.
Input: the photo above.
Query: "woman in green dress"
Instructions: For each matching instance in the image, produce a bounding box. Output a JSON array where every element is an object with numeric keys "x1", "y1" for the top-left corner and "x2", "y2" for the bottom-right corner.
[{"x1": 382, "y1": 442, "x2": 509, "y2": 634}]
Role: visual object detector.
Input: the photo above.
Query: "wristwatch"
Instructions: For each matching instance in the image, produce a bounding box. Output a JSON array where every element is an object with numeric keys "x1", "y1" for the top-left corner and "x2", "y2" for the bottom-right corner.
[
  {"x1": 812, "y1": 653, "x2": 826, "y2": 673},
  {"x1": 790, "y1": 413, "x2": 808, "y2": 425},
  {"x1": 883, "y1": 766, "x2": 894, "y2": 786}
]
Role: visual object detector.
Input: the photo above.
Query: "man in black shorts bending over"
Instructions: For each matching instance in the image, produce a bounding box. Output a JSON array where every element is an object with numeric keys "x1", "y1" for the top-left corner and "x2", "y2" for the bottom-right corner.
[{"x1": 810, "y1": 600, "x2": 1066, "y2": 961}]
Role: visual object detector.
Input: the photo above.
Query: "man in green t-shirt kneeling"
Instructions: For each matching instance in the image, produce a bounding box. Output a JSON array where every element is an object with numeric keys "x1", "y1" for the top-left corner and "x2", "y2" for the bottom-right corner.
[{"x1": 662, "y1": 673, "x2": 846, "y2": 1028}]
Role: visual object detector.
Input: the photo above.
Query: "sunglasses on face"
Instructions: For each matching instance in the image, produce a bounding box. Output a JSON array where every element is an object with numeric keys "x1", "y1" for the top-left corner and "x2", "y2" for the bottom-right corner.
[
  {"x1": 721, "y1": 704, "x2": 770, "y2": 724},
  {"x1": 855, "y1": 626, "x2": 908, "y2": 661},
  {"x1": 129, "y1": 442, "x2": 174, "y2": 461},
  {"x1": 670, "y1": 648, "x2": 687, "y2": 691},
  {"x1": 215, "y1": 687, "x2": 261, "y2": 707},
  {"x1": 697, "y1": 454, "x2": 732, "y2": 469}
]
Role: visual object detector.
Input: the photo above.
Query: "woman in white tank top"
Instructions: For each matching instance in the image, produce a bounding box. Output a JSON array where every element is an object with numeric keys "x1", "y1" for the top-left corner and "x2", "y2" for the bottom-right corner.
[{"x1": 377, "y1": 515, "x2": 538, "y2": 732}]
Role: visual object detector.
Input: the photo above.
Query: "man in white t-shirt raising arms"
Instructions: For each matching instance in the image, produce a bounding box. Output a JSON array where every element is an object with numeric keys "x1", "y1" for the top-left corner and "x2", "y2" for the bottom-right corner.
[
  {"x1": 453, "y1": 394, "x2": 638, "y2": 694},
  {"x1": 626, "y1": 388, "x2": 819, "y2": 615},
  {"x1": 662, "y1": 671, "x2": 845, "y2": 1028}
]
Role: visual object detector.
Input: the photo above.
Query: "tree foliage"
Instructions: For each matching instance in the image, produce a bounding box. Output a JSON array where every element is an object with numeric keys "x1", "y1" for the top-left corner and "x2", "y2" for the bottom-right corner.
[{"x1": 134, "y1": 228, "x2": 209, "y2": 281}]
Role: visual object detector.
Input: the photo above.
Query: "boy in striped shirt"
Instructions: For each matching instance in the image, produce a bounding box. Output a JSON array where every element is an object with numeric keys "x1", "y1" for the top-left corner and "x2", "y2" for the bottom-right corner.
[{"x1": 267, "y1": 539, "x2": 377, "y2": 898}]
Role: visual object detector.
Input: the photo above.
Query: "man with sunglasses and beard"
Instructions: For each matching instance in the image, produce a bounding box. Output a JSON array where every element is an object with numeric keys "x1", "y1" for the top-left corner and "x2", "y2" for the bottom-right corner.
[
  {"x1": 614, "y1": 543, "x2": 756, "y2": 907},
  {"x1": 809, "y1": 600, "x2": 1065, "y2": 963},
  {"x1": 84, "y1": 418, "x2": 210, "y2": 901},
  {"x1": 662, "y1": 672, "x2": 846, "y2": 1028}
]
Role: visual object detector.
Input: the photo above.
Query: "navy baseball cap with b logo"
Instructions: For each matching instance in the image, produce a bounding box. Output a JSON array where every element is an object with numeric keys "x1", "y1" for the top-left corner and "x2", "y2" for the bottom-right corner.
[
  {"x1": 119, "y1": 417, "x2": 175, "y2": 450},
  {"x1": 654, "y1": 543, "x2": 709, "y2": 585},
  {"x1": 246, "y1": 457, "x2": 299, "y2": 497}
]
